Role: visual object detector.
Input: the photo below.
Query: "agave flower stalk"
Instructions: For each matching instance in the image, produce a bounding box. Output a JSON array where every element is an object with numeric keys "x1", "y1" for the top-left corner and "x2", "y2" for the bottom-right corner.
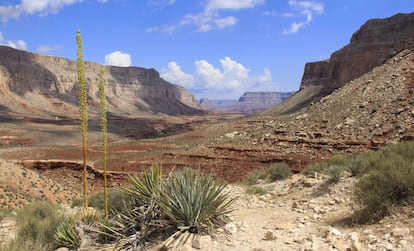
[
  {"x1": 99, "y1": 65, "x2": 109, "y2": 218},
  {"x1": 76, "y1": 29, "x2": 88, "y2": 209}
]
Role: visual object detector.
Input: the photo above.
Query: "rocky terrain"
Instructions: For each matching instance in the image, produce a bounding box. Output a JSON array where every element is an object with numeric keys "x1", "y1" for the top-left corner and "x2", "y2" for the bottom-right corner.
[
  {"x1": 0, "y1": 11, "x2": 413, "y2": 251},
  {"x1": 199, "y1": 92, "x2": 294, "y2": 114},
  {"x1": 270, "y1": 11, "x2": 414, "y2": 114}
]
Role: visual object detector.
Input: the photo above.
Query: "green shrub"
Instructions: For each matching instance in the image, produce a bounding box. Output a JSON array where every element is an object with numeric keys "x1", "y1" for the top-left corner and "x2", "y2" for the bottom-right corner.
[
  {"x1": 326, "y1": 165, "x2": 345, "y2": 183},
  {"x1": 107, "y1": 164, "x2": 235, "y2": 248},
  {"x1": 71, "y1": 198, "x2": 83, "y2": 208},
  {"x1": 267, "y1": 163, "x2": 292, "y2": 182},
  {"x1": 302, "y1": 162, "x2": 328, "y2": 177},
  {"x1": 243, "y1": 170, "x2": 262, "y2": 186},
  {"x1": 0, "y1": 240, "x2": 46, "y2": 251},
  {"x1": 244, "y1": 162, "x2": 291, "y2": 185},
  {"x1": 88, "y1": 188, "x2": 134, "y2": 214},
  {"x1": 54, "y1": 216, "x2": 81, "y2": 249},
  {"x1": 245, "y1": 185, "x2": 268, "y2": 195},
  {"x1": 14, "y1": 201, "x2": 64, "y2": 250},
  {"x1": 353, "y1": 142, "x2": 414, "y2": 223},
  {"x1": 328, "y1": 154, "x2": 348, "y2": 166}
]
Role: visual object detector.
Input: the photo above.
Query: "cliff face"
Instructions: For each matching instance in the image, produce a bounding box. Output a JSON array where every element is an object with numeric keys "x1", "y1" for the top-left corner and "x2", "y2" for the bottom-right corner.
[
  {"x1": 0, "y1": 46, "x2": 202, "y2": 117},
  {"x1": 200, "y1": 91, "x2": 293, "y2": 114},
  {"x1": 274, "y1": 12, "x2": 414, "y2": 115}
]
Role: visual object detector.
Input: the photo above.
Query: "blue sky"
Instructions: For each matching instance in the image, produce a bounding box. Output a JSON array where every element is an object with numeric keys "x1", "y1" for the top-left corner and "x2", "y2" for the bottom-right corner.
[{"x1": 0, "y1": 1, "x2": 412, "y2": 99}]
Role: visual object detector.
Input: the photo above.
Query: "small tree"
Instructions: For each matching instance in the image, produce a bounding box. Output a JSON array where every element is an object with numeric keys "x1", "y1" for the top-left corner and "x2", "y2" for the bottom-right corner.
[
  {"x1": 98, "y1": 65, "x2": 109, "y2": 218},
  {"x1": 76, "y1": 29, "x2": 88, "y2": 209}
]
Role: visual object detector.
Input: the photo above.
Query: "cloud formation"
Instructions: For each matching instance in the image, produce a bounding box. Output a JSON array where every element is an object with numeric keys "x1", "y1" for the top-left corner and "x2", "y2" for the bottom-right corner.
[
  {"x1": 0, "y1": 32, "x2": 27, "y2": 50},
  {"x1": 206, "y1": 0, "x2": 265, "y2": 11},
  {"x1": 161, "y1": 57, "x2": 276, "y2": 99},
  {"x1": 283, "y1": 0, "x2": 324, "y2": 35},
  {"x1": 0, "y1": 0, "x2": 106, "y2": 22},
  {"x1": 37, "y1": 45, "x2": 61, "y2": 53},
  {"x1": 160, "y1": 62, "x2": 195, "y2": 88},
  {"x1": 147, "y1": 0, "x2": 263, "y2": 33},
  {"x1": 104, "y1": 51, "x2": 132, "y2": 67}
]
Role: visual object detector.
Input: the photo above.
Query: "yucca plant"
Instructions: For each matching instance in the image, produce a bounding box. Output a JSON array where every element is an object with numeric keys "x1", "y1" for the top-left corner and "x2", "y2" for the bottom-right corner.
[
  {"x1": 106, "y1": 165, "x2": 236, "y2": 249},
  {"x1": 54, "y1": 216, "x2": 81, "y2": 250},
  {"x1": 76, "y1": 29, "x2": 89, "y2": 209},
  {"x1": 125, "y1": 164, "x2": 163, "y2": 201},
  {"x1": 157, "y1": 168, "x2": 235, "y2": 234},
  {"x1": 98, "y1": 64, "x2": 109, "y2": 218}
]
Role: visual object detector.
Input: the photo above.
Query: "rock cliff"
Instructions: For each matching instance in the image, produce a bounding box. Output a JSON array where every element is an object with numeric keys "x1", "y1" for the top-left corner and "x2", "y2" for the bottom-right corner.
[
  {"x1": 0, "y1": 46, "x2": 202, "y2": 117},
  {"x1": 199, "y1": 91, "x2": 293, "y2": 114},
  {"x1": 271, "y1": 11, "x2": 414, "y2": 115}
]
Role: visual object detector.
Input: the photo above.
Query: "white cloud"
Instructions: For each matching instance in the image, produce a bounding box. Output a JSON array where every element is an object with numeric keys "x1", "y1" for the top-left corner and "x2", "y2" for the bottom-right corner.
[
  {"x1": 214, "y1": 16, "x2": 238, "y2": 29},
  {"x1": 0, "y1": 0, "x2": 106, "y2": 22},
  {"x1": 0, "y1": 32, "x2": 27, "y2": 50},
  {"x1": 160, "y1": 62, "x2": 195, "y2": 88},
  {"x1": 7, "y1": 40, "x2": 27, "y2": 50},
  {"x1": 161, "y1": 57, "x2": 276, "y2": 98},
  {"x1": 282, "y1": 0, "x2": 324, "y2": 35},
  {"x1": 145, "y1": 25, "x2": 176, "y2": 33},
  {"x1": 148, "y1": 0, "x2": 261, "y2": 32},
  {"x1": 206, "y1": 0, "x2": 264, "y2": 11},
  {"x1": 104, "y1": 51, "x2": 132, "y2": 67},
  {"x1": 37, "y1": 44, "x2": 61, "y2": 53}
]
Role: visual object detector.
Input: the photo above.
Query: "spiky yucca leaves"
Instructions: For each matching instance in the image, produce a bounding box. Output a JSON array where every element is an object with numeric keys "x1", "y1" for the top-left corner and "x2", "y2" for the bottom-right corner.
[
  {"x1": 126, "y1": 164, "x2": 163, "y2": 201},
  {"x1": 54, "y1": 216, "x2": 81, "y2": 250},
  {"x1": 76, "y1": 29, "x2": 89, "y2": 209},
  {"x1": 98, "y1": 65, "x2": 109, "y2": 218},
  {"x1": 106, "y1": 164, "x2": 173, "y2": 248},
  {"x1": 158, "y1": 168, "x2": 235, "y2": 234},
  {"x1": 106, "y1": 165, "x2": 235, "y2": 249}
]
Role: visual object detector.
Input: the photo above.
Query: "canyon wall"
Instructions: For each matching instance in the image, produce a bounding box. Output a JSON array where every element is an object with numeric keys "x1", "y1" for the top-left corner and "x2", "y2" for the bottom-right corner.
[{"x1": 0, "y1": 46, "x2": 202, "y2": 117}]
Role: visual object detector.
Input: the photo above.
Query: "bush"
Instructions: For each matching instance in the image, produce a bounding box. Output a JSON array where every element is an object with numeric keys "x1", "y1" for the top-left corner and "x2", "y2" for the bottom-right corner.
[
  {"x1": 88, "y1": 187, "x2": 135, "y2": 215},
  {"x1": 352, "y1": 142, "x2": 414, "y2": 223},
  {"x1": 245, "y1": 185, "x2": 268, "y2": 195},
  {"x1": 244, "y1": 162, "x2": 291, "y2": 185},
  {"x1": 326, "y1": 165, "x2": 345, "y2": 183},
  {"x1": 14, "y1": 201, "x2": 65, "y2": 250},
  {"x1": 267, "y1": 163, "x2": 292, "y2": 182},
  {"x1": 302, "y1": 162, "x2": 328, "y2": 177},
  {"x1": 71, "y1": 198, "x2": 83, "y2": 208}
]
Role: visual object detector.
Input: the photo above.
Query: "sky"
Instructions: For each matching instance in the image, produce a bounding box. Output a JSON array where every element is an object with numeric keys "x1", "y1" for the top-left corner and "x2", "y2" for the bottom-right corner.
[{"x1": 0, "y1": 1, "x2": 412, "y2": 99}]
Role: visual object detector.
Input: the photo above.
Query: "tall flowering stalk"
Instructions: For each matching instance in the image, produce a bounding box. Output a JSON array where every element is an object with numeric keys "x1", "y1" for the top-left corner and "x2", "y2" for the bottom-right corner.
[
  {"x1": 98, "y1": 65, "x2": 109, "y2": 218},
  {"x1": 76, "y1": 30, "x2": 89, "y2": 209}
]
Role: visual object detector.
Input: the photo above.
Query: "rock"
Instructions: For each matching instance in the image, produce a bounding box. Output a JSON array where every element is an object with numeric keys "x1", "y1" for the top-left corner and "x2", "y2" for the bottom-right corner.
[
  {"x1": 303, "y1": 178, "x2": 318, "y2": 187},
  {"x1": 280, "y1": 12, "x2": 414, "y2": 115},
  {"x1": 330, "y1": 227, "x2": 342, "y2": 236},
  {"x1": 391, "y1": 227, "x2": 410, "y2": 237},
  {"x1": 262, "y1": 230, "x2": 276, "y2": 241},
  {"x1": 0, "y1": 46, "x2": 203, "y2": 117},
  {"x1": 54, "y1": 248, "x2": 70, "y2": 251},
  {"x1": 349, "y1": 239, "x2": 366, "y2": 251},
  {"x1": 192, "y1": 235, "x2": 212, "y2": 249},
  {"x1": 224, "y1": 222, "x2": 238, "y2": 234}
]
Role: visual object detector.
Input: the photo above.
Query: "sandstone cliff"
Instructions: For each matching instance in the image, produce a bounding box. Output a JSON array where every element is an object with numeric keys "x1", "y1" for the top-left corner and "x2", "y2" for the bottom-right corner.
[
  {"x1": 269, "y1": 11, "x2": 414, "y2": 115},
  {"x1": 200, "y1": 91, "x2": 293, "y2": 114},
  {"x1": 0, "y1": 46, "x2": 202, "y2": 118}
]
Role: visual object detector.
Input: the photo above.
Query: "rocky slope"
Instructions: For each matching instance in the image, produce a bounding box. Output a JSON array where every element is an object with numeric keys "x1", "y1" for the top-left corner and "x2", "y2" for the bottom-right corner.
[
  {"x1": 200, "y1": 91, "x2": 293, "y2": 114},
  {"x1": 268, "y1": 11, "x2": 414, "y2": 115},
  {"x1": 0, "y1": 46, "x2": 202, "y2": 118}
]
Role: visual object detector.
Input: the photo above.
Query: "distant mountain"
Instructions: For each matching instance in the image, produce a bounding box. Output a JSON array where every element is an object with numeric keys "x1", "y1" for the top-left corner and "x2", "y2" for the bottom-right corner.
[
  {"x1": 199, "y1": 91, "x2": 294, "y2": 114},
  {"x1": 265, "y1": 11, "x2": 414, "y2": 116},
  {"x1": 0, "y1": 46, "x2": 203, "y2": 118}
]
